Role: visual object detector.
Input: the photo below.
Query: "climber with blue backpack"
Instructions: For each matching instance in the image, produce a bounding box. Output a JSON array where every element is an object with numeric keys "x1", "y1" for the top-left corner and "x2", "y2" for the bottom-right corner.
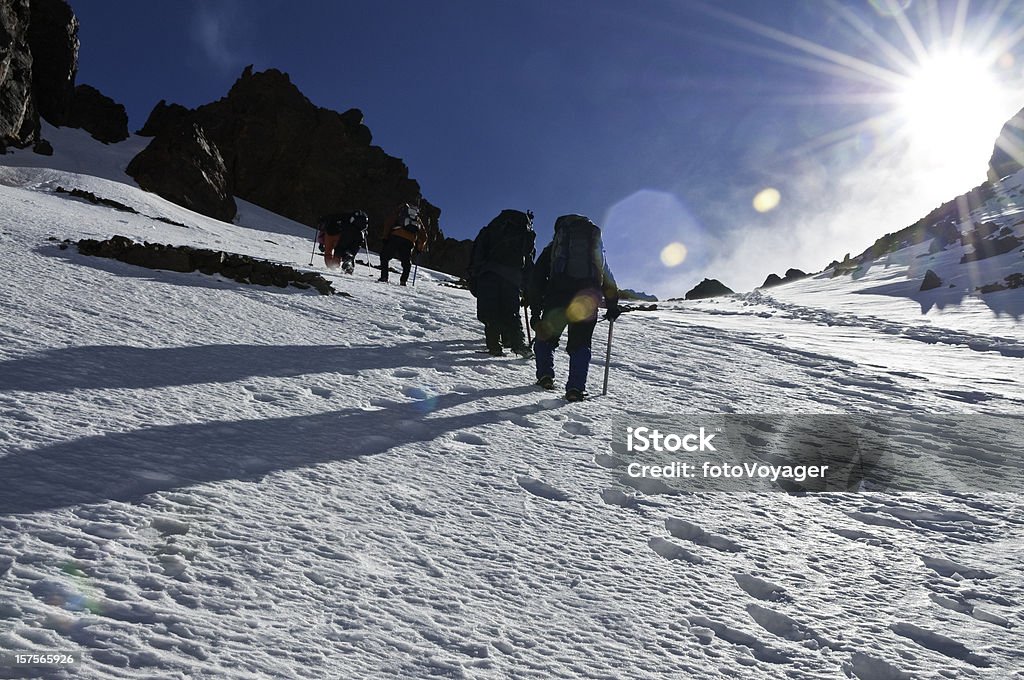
[{"x1": 528, "y1": 214, "x2": 620, "y2": 402}]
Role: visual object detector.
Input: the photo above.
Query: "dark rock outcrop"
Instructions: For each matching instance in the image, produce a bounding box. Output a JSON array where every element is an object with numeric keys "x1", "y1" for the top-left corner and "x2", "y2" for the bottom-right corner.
[
  {"x1": 978, "y1": 272, "x2": 1024, "y2": 294},
  {"x1": 76, "y1": 235, "x2": 340, "y2": 295},
  {"x1": 0, "y1": 0, "x2": 38, "y2": 150},
  {"x1": 619, "y1": 288, "x2": 658, "y2": 302},
  {"x1": 761, "y1": 268, "x2": 807, "y2": 289},
  {"x1": 67, "y1": 84, "x2": 128, "y2": 143},
  {"x1": 127, "y1": 122, "x2": 236, "y2": 222},
  {"x1": 420, "y1": 237, "x2": 473, "y2": 277},
  {"x1": 920, "y1": 269, "x2": 942, "y2": 291},
  {"x1": 959, "y1": 222, "x2": 1022, "y2": 263},
  {"x1": 989, "y1": 106, "x2": 1024, "y2": 181},
  {"x1": 684, "y1": 278, "x2": 734, "y2": 300},
  {"x1": 2, "y1": 0, "x2": 127, "y2": 150},
  {"x1": 136, "y1": 99, "x2": 190, "y2": 137},
  {"x1": 134, "y1": 67, "x2": 453, "y2": 268},
  {"x1": 27, "y1": 0, "x2": 78, "y2": 126}
]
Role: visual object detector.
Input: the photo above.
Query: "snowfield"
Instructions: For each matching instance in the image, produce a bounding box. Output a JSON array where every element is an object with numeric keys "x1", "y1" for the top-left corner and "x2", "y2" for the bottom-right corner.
[{"x1": 0, "y1": 129, "x2": 1022, "y2": 679}]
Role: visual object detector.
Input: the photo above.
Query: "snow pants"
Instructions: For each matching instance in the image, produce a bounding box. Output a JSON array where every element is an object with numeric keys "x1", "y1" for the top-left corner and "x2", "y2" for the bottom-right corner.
[
  {"x1": 533, "y1": 307, "x2": 598, "y2": 392},
  {"x1": 379, "y1": 237, "x2": 414, "y2": 284},
  {"x1": 476, "y1": 273, "x2": 526, "y2": 352}
]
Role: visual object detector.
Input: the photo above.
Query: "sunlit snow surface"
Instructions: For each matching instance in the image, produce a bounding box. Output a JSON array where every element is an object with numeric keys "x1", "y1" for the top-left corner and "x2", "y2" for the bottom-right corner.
[{"x1": 0, "y1": 128, "x2": 1022, "y2": 679}]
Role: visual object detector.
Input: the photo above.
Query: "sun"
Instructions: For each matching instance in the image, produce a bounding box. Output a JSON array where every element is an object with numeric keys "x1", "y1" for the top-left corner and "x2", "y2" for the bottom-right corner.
[{"x1": 896, "y1": 49, "x2": 1008, "y2": 170}]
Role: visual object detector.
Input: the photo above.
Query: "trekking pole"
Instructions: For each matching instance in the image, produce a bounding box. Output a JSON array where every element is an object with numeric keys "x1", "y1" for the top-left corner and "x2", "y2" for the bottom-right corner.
[
  {"x1": 602, "y1": 317, "x2": 615, "y2": 396},
  {"x1": 412, "y1": 247, "x2": 426, "y2": 286},
  {"x1": 522, "y1": 303, "x2": 532, "y2": 345},
  {"x1": 308, "y1": 229, "x2": 320, "y2": 266},
  {"x1": 361, "y1": 231, "x2": 373, "y2": 277}
]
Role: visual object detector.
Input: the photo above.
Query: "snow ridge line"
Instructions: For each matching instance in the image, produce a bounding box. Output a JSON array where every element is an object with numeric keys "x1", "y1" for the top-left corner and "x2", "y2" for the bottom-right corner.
[{"x1": 737, "y1": 291, "x2": 1024, "y2": 358}]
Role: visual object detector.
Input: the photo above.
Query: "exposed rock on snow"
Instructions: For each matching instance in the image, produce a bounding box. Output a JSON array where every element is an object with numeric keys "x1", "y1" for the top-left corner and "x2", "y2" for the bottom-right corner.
[
  {"x1": 76, "y1": 235, "x2": 339, "y2": 294},
  {"x1": 685, "y1": 277, "x2": 735, "y2": 300},
  {"x1": 127, "y1": 121, "x2": 236, "y2": 222},
  {"x1": 919, "y1": 269, "x2": 942, "y2": 291}
]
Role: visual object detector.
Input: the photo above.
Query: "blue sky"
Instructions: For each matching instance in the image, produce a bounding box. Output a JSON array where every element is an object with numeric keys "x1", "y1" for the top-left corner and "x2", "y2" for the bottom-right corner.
[{"x1": 72, "y1": 1, "x2": 1024, "y2": 296}]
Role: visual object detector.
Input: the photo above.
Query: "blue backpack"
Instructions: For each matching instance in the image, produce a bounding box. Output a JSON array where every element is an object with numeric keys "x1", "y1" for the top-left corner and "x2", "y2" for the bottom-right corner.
[{"x1": 549, "y1": 214, "x2": 605, "y2": 285}]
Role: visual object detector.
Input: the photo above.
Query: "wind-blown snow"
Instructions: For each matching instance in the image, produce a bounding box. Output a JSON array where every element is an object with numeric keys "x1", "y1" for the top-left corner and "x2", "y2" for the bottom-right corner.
[{"x1": 0, "y1": 134, "x2": 1022, "y2": 679}]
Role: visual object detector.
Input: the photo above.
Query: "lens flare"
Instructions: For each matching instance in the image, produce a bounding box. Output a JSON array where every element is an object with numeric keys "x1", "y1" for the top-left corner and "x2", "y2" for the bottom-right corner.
[
  {"x1": 566, "y1": 291, "x2": 599, "y2": 322},
  {"x1": 753, "y1": 188, "x2": 782, "y2": 213},
  {"x1": 868, "y1": 0, "x2": 912, "y2": 17},
  {"x1": 660, "y1": 242, "x2": 688, "y2": 267}
]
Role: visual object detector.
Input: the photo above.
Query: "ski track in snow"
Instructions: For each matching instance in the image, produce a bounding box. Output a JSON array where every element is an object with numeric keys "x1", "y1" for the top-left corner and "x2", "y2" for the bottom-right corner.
[{"x1": 0, "y1": 135, "x2": 1023, "y2": 678}]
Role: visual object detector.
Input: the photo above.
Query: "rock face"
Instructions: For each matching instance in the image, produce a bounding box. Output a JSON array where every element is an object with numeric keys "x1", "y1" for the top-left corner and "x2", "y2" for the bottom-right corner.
[
  {"x1": 67, "y1": 84, "x2": 128, "y2": 143},
  {"x1": 136, "y1": 99, "x2": 190, "y2": 137},
  {"x1": 959, "y1": 222, "x2": 1022, "y2": 264},
  {"x1": 685, "y1": 278, "x2": 734, "y2": 300},
  {"x1": 988, "y1": 106, "x2": 1024, "y2": 181},
  {"x1": 920, "y1": 269, "x2": 942, "y2": 291},
  {"x1": 0, "y1": 0, "x2": 38, "y2": 150},
  {"x1": 1, "y1": 0, "x2": 127, "y2": 149},
  {"x1": 127, "y1": 122, "x2": 236, "y2": 222},
  {"x1": 760, "y1": 268, "x2": 808, "y2": 289},
  {"x1": 421, "y1": 237, "x2": 473, "y2": 278},
  {"x1": 27, "y1": 0, "x2": 78, "y2": 126},
  {"x1": 136, "y1": 67, "x2": 448, "y2": 265}
]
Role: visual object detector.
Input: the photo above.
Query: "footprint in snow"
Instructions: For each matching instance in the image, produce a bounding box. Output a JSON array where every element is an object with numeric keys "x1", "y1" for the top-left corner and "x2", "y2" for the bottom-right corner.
[
  {"x1": 600, "y1": 488, "x2": 637, "y2": 508},
  {"x1": 309, "y1": 386, "x2": 332, "y2": 398},
  {"x1": 453, "y1": 432, "x2": 487, "y2": 446},
  {"x1": 845, "y1": 652, "x2": 913, "y2": 680},
  {"x1": 594, "y1": 453, "x2": 626, "y2": 469},
  {"x1": 393, "y1": 369, "x2": 418, "y2": 379},
  {"x1": 665, "y1": 517, "x2": 742, "y2": 552},
  {"x1": 733, "y1": 573, "x2": 791, "y2": 602},
  {"x1": 685, "y1": 615, "x2": 792, "y2": 665},
  {"x1": 745, "y1": 604, "x2": 836, "y2": 649},
  {"x1": 516, "y1": 475, "x2": 571, "y2": 502},
  {"x1": 648, "y1": 537, "x2": 704, "y2": 564},
  {"x1": 890, "y1": 622, "x2": 991, "y2": 668},
  {"x1": 511, "y1": 415, "x2": 540, "y2": 429},
  {"x1": 562, "y1": 421, "x2": 592, "y2": 436},
  {"x1": 920, "y1": 556, "x2": 995, "y2": 580}
]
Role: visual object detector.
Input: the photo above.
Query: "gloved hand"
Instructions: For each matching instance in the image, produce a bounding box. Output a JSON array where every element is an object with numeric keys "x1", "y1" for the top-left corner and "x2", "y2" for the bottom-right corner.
[{"x1": 604, "y1": 303, "x2": 623, "y2": 321}]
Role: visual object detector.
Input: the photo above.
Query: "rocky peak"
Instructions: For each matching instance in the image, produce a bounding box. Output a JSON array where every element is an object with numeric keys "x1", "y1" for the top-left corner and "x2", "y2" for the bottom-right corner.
[
  {"x1": 0, "y1": 0, "x2": 38, "y2": 150},
  {"x1": 988, "y1": 106, "x2": 1024, "y2": 181},
  {"x1": 27, "y1": 0, "x2": 78, "y2": 126},
  {"x1": 135, "y1": 66, "x2": 448, "y2": 266}
]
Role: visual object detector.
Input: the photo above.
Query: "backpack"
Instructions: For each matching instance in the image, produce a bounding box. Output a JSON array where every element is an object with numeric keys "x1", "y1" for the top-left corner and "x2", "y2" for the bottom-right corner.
[
  {"x1": 398, "y1": 204, "x2": 421, "y2": 234},
  {"x1": 482, "y1": 209, "x2": 535, "y2": 269},
  {"x1": 319, "y1": 213, "x2": 345, "y2": 236},
  {"x1": 549, "y1": 214, "x2": 605, "y2": 285},
  {"x1": 348, "y1": 210, "x2": 369, "y2": 237}
]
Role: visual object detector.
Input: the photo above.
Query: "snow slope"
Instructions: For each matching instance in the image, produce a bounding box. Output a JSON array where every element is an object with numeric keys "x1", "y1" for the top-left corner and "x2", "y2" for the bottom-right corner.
[{"x1": 0, "y1": 135, "x2": 1022, "y2": 679}]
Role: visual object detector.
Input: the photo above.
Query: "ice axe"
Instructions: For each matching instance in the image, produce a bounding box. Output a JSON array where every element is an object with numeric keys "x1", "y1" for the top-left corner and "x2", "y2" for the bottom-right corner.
[{"x1": 601, "y1": 305, "x2": 635, "y2": 396}]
